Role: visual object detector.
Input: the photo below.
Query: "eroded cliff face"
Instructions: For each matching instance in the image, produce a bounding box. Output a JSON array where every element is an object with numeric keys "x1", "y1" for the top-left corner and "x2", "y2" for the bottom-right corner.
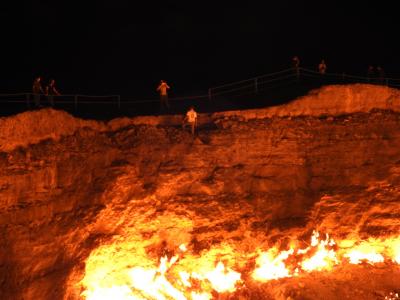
[{"x1": 1, "y1": 84, "x2": 400, "y2": 299}]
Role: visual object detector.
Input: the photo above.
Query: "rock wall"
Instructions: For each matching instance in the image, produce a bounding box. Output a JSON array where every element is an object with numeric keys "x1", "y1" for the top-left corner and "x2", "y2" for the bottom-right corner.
[{"x1": 0, "y1": 84, "x2": 400, "y2": 299}]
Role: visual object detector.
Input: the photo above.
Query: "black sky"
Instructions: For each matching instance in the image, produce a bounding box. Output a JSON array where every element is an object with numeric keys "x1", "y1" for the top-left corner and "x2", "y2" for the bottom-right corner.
[{"x1": 1, "y1": 2, "x2": 399, "y2": 99}]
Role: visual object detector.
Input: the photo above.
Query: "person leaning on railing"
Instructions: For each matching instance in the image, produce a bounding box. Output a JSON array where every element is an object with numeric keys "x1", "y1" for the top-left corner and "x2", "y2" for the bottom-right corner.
[
  {"x1": 45, "y1": 79, "x2": 61, "y2": 107},
  {"x1": 376, "y1": 66, "x2": 386, "y2": 84},
  {"x1": 318, "y1": 59, "x2": 327, "y2": 75},
  {"x1": 32, "y1": 76, "x2": 44, "y2": 107},
  {"x1": 367, "y1": 65, "x2": 375, "y2": 82},
  {"x1": 292, "y1": 55, "x2": 300, "y2": 69}
]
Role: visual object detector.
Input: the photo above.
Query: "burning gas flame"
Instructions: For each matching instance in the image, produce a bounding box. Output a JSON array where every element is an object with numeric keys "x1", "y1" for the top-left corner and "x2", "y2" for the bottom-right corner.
[
  {"x1": 252, "y1": 248, "x2": 294, "y2": 281},
  {"x1": 79, "y1": 232, "x2": 400, "y2": 300},
  {"x1": 300, "y1": 231, "x2": 338, "y2": 272}
]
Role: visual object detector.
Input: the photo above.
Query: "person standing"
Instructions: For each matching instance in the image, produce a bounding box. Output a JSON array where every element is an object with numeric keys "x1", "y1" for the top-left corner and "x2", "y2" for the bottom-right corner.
[
  {"x1": 32, "y1": 77, "x2": 44, "y2": 107},
  {"x1": 157, "y1": 80, "x2": 170, "y2": 109},
  {"x1": 45, "y1": 79, "x2": 61, "y2": 106},
  {"x1": 318, "y1": 59, "x2": 327, "y2": 75},
  {"x1": 367, "y1": 65, "x2": 375, "y2": 82},
  {"x1": 292, "y1": 56, "x2": 300, "y2": 78},
  {"x1": 376, "y1": 66, "x2": 386, "y2": 84},
  {"x1": 182, "y1": 106, "x2": 198, "y2": 135}
]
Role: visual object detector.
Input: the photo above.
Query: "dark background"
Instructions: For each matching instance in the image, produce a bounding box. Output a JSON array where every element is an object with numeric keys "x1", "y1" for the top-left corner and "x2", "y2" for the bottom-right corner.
[{"x1": 0, "y1": 1, "x2": 399, "y2": 100}]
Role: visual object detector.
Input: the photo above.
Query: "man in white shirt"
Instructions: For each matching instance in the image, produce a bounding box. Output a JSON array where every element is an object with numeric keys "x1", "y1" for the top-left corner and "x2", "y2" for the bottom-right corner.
[{"x1": 182, "y1": 106, "x2": 198, "y2": 135}]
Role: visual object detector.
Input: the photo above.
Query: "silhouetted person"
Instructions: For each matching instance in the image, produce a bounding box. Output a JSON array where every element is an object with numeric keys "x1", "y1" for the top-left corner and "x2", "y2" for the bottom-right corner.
[
  {"x1": 376, "y1": 66, "x2": 386, "y2": 84},
  {"x1": 292, "y1": 56, "x2": 300, "y2": 69},
  {"x1": 292, "y1": 56, "x2": 300, "y2": 78},
  {"x1": 367, "y1": 65, "x2": 375, "y2": 82},
  {"x1": 32, "y1": 77, "x2": 44, "y2": 107},
  {"x1": 45, "y1": 79, "x2": 60, "y2": 106},
  {"x1": 182, "y1": 106, "x2": 198, "y2": 135},
  {"x1": 318, "y1": 59, "x2": 327, "y2": 75},
  {"x1": 157, "y1": 80, "x2": 170, "y2": 110}
]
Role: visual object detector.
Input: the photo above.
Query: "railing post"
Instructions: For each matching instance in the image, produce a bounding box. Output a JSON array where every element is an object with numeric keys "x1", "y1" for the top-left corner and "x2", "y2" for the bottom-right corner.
[
  {"x1": 255, "y1": 77, "x2": 258, "y2": 94},
  {"x1": 74, "y1": 95, "x2": 78, "y2": 110},
  {"x1": 208, "y1": 88, "x2": 212, "y2": 101}
]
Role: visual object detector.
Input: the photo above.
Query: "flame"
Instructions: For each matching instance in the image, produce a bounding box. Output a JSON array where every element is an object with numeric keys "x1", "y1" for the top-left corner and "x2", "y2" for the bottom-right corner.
[
  {"x1": 128, "y1": 258, "x2": 187, "y2": 300},
  {"x1": 385, "y1": 292, "x2": 400, "y2": 300},
  {"x1": 190, "y1": 292, "x2": 211, "y2": 300},
  {"x1": 252, "y1": 248, "x2": 294, "y2": 281},
  {"x1": 300, "y1": 231, "x2": 338, "y2": 272},
  {"x1": 81, "y1": 285, "x2": 141, "y2": 300},
  {"x1": 79, "y1": 233, "x2": 400, "y2": 300},
  {"x1": 195, "y1": 261, "x2": 241, "y2": 293},
  {"x1": 388, "y1": 238, "x2": 400, "y2": 264},
  {"x1": 80, "y1": 243, "x2": 243, "y2": 300},
  {"x1": 344, "y1": 246, "x2": 384, "y2": 265},
  {"x1": 340, "y1": 237, "x2": 400, "y2": 265}
]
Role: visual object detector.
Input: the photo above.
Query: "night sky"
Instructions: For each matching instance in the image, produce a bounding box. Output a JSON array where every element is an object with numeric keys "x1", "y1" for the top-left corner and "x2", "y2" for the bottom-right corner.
[{"x1": 1, "y1": 2, "x2": 399, "y2": 99}]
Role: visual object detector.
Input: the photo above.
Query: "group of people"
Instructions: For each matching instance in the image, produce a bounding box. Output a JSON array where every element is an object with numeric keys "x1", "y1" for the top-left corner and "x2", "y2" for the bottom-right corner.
[
  {"x1": 292, "y1": 56, "x2": 327, "y2": 74},
  {"x1": 156, "y1": 79, "x2": 198, "y2": 135},
  {"x1": 32, "y1": 77, "x2": 61, "y2": 107},
  {"x1": 367, "y1": 65, "x2": 386, "y2": 83},
  {"x1": 292, "y1": 56, "x2": 387, "y2": 80}
]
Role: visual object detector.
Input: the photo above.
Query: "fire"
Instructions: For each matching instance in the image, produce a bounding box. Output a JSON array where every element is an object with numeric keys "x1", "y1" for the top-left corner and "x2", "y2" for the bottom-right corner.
[
  {"x1": 128, "y1": 256, "x2": 187, "y2": 300},
  {"x1": 339, "y1": 237, "x2": 400, "y2": 265},
  {"x1": 344, "y1": 247, "x2": 384, "y2": 265},
  {"x1": 252, "y1": 248, "x2": 294, "y2": 281},
  {"x1": 388, "y1": 238, "x2": 400, "y2": 264},
  {"x1": 193, "y1": 261, "x2": 241, "y2": 293},
  {"x1": 79, "y1": 232, "x2": 400, "y2": 300},
  {"x1": 300, "y1": 231, "x2": 338, "y2": 272},
  {"x1": 252, "y1": 230, "x2": 338, "y2": 281},
  {"x1": 80, "y1": 243, "x2": 243, "y2": 300}
]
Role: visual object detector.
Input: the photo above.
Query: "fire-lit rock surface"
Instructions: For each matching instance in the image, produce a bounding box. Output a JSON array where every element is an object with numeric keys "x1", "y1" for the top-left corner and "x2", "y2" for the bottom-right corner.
[{"x1": 0, "y1": 84, "x2": 400, "y2": 299}]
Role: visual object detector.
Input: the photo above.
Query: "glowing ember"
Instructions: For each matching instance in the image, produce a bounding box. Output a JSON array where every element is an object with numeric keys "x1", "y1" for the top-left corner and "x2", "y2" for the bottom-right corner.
[
  {"x1": 385, "y1": 292, "x2": 400, "y2": 300},
  {"x1": 179, "y1": 244, "x2": 188, "y2": 252}
]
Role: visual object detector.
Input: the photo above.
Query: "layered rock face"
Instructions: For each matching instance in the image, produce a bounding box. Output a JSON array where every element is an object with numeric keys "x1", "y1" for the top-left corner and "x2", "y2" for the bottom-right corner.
[{"x1": 0, "y1": 84, "x2": 400, "y2": 299}]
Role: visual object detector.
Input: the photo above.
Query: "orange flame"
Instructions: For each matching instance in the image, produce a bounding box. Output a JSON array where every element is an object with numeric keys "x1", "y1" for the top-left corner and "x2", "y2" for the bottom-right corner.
[
  {"x1": 79, "y1": 232, "x2": 400, "y2": 299},
  {"x1": 193, "y1": 261, "x2": 241, "y2": 293},
  {"x1": 300, "y1": 231, "x2": 338, "y2": 272},
  {"x1": 252, "y1": 248, "x2": 294, "y2": 281}
]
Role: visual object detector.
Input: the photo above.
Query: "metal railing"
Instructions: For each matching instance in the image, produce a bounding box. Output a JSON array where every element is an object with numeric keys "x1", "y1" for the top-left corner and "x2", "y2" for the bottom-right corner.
[
  {"x1": 2, "y1": 67, "x2": 400, "y2": 113},
  {"x1": 207, "y1": 67, "x2": 400, "y2": 100},
  {"x1": 0, "y1": 93, "x2": 121, "y2": 109}
]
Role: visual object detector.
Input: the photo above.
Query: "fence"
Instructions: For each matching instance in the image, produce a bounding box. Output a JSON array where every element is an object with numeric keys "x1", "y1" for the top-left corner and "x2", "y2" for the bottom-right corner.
[
  {"x1": 0, "y1": 93, "x2": 121, "y2": 109},
  {"x1": 207, "y1": 67, "x2": 400, "y2": 100},
  {"x1": 2, "y1": 67, "x2": 400, "y2": 115},
  {"x1": 208, "y1": 68, "x2": 299, "y2": 99}
]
